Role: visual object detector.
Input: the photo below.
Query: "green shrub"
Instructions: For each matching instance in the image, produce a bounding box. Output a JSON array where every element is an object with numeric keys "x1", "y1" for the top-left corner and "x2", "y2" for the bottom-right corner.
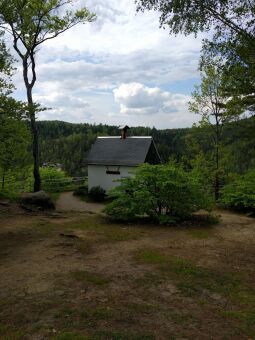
[
  {"x1": 0, "y1": 189, "x2": 18, "y2": 202},
  {"x1": 220, "y1": 170, "x2": 255, "y2": 212},
  {"x1": 104, "y1": 163, "x2": 211, "y2": 224},
  {"x1": 89, "y1": 186, "x2": 105, "y2": 202},
  {"x1": 73, "y1": 185, "x2": 88, "y2": 197},
  {"x1": 40, "y1": 167, "x2": 72, "y2": 192}
]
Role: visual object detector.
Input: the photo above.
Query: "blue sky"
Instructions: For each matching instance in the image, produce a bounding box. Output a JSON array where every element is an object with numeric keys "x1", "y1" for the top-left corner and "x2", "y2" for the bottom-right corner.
[{"x1": 12, "y1": 0, "x2": 205, "y2": 129}]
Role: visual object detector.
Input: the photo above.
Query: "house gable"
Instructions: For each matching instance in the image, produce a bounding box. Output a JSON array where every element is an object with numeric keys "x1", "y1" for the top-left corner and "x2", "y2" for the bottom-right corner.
[
  {"x1": 145, "y1": 140, "x2": 161, "y2": 165},
  {"x1": 86, "y1": 137, "x2": 155, "y2": 166}
]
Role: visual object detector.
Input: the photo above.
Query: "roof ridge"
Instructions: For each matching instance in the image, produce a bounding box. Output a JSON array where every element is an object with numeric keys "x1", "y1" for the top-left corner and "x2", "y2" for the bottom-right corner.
[{"x1": 97, "y1": 136, "x2": 152, "y2": 139}]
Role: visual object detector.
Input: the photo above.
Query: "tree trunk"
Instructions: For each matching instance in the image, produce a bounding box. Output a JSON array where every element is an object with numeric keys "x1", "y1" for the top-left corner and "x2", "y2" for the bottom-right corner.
[
  {"x1": 1, "y1": 169, "x2": 5, "y2": 190},
  {"x1": 215, "y1": 170, "x2": 219, "y2": 201},
  {"x1": 215, "y1": 119, "x2": 220, "y2": 201},
  {"x1": 26, "y1": 86, "x2": 41, "y2": 192},
  {"x1": 22, "y1": 53, "x2": 41, "y2": 193}
]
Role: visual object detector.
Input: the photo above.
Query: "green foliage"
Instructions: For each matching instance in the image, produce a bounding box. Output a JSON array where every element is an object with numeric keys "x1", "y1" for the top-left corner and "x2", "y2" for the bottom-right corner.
[
  {"x1": 0, "y1": 114, "x2": 31, "y2": 192},
  {"x1": 0, "y1": 0, "x2": 96, "y2": 192},
  {"x1": 220, "y1": 171, "x2": 255, "y2": 211},
  {"x1": 73, "y1": 185, "x2": 88, "y2": 197},
  {"x1": 188, "y1": 63, "x2": 244, "y2": 200},
  {"x1": 40, "y1": 167, "x2": 72, "y2": 192},
  {"x1": 89, "y1": 186, "x2": 106, "y2": 202},
  {"x1": 0, "y1": 189, "x2": 18, "y2": 202},
  {"x1": 37, "y1": 121, "x2": 188, "y2": 176},
  {"x1": 136, "y1": 0, "x2": 254, "y2": 39},
  {"x1": 104, "y1": 163, "x2": 211, "y2": 224},
  {"x1": 0, "y1": 1, "x2": 96, "y2": 50},
  {"x1": 0, "y1": 34, "x2": 14, "y2": 97},
  {"x1": 136, "y1": 0, "x2": 255, "y2": 114}
]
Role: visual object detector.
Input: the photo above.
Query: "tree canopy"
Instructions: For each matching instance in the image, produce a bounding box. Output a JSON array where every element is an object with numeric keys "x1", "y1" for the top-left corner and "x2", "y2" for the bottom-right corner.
[
  {"x1": 135, "y1": 0, "x2": 255, "y2": 40},
  {"x1": 0, "y1": 0, "x2": 96, "y2": 192},
  {"x1": 136, "y1": 0, "x2": 255, "y2": 114}
]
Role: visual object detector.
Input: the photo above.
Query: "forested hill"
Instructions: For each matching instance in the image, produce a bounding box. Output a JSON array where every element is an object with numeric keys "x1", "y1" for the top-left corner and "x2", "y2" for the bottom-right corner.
[
  {"x1": 38, "y1": 117, "x2": 255, "y2": 177},
  {"x1": 37, "y1": 120, "x2": 189, "y2": 176}
]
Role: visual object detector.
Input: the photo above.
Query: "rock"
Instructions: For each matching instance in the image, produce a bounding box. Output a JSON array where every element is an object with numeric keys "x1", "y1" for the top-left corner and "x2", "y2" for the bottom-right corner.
[
  {"x1": 20, "y1": 191, "x2": 55, "y2": 211},
  {"x1": 59, "y1": 233, "x2": 79, "y2": 239},
  {"x1": 0, "y1": 200, "x2": 10, "y2": 206}
]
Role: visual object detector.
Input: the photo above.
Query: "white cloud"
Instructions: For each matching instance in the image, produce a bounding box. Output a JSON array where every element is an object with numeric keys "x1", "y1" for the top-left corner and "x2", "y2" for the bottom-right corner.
[
  {"x1": 113, "y1": 82, "x2": 190, "y2": 116},
  {"x1": 8, "y1": 0, "x2": 205, "y2": 128}
]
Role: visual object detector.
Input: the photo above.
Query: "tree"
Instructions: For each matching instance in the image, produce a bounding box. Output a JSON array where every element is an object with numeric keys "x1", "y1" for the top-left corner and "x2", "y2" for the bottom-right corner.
[
  {"x1": 136, "y1": 0, "x2": 255, "y2": 113},
  {"x1": 0, "y1": 115, "x2": 31, "y2": 190},
  {"x1": 201, "y1": 36, "x2": 255, "y2": 114},
  {"x1": 135, "y1": 0, "x2": 254, "y2": 42},
  {"x1": 220, "y1": 170, "x2": 255, "y2": 212},
  {"x1": 104, "y1": 163, "x2": 211, "y2": 224},
  {"x1": 0, "y1": 37, "x2": 31, "y2": 190},
  {"x1": 0, "y1": 0, "x2": 96, "y2": 191},
  {"x1": 0, "y1": 32, "x2": 13, "y2": 98},
  {"x1": 189, "y1": 64, "x2": 243, "y2": 200}
]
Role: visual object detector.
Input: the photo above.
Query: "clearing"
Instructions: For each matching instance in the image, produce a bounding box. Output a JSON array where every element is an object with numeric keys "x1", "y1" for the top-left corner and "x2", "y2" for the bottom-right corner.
[{"x1": 0, "y1": 197, "x2": 255, "y2": 339}]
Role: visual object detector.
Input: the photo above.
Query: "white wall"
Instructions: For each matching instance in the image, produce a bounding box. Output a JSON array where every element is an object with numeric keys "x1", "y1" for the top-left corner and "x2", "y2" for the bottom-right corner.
[{"x1": 88, "y1": 165, "x2": 136, "y2": 192}]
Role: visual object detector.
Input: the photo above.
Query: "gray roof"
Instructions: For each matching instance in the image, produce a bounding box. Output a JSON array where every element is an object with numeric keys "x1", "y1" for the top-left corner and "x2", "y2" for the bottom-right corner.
[{"x1": 86, "y1": 137, "x2": 158, "y2": 166}]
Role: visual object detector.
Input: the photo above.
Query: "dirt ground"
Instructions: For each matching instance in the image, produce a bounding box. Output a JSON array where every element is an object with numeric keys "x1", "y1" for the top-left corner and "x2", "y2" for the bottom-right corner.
[
  {"x1": 0, "y1": 201, "x2": 255, "y2": 339},
  {"x1": 55, "y1": 192, "x2": 104, "y2": 213}
]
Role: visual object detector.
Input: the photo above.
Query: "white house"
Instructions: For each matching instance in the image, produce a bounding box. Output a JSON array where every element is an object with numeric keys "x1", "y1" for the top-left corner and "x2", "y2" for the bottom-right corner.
[{"x1": 86, "y1": 126, "x2": 161, "y2": 192}]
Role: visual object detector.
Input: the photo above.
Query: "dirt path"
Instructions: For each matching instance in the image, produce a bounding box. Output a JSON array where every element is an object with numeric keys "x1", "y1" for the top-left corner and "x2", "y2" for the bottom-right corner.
[
  {"x1": 55, "y1": 191, "x2": 104, "y2": 213},
  {"x1": 0, "y1": 208, "x2": 255, "y2": 339}
]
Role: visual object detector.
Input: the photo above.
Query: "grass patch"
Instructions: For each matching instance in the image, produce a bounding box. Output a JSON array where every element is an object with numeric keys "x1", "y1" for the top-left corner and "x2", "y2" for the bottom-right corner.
[
  {"x1": 134, "y1": 249, "x2": 167, "y2": 265},
  {"x1": 54, "y1": 332, "x2": 89, "y2": 340},
  {"x1": 163, "y1": 257, "x2": 242, "y2": 297},
  {"x1": 92, "y1": 330, "x2": 155, "y2": 340},
  {"x1": 103, "y1": 227, "x2": 141, "y2": 242},
  {"x1": 65, "y1": 215, "x2": 143, "y2": 242},
  {"x1": 71, "y1": 270, "x2": 110, "y2": 286},
  {"x1": 165, "y1": 258, "x2": 255, "y2": 306},
  {"x1": 127, "y1": 302, "x2": 156, "y2": 314},
  {"x1": 188, "y1": 229, "x2": 213, "y2": 239},
  {"x1": 0, "y1": 324, "x2": 25, "y2": 340},
  {"x1": 134, "y1": 249, "x2": 255, "y2": 305},
  {"x1": 80, "y1": 307, "x2": 114, "y2": 320},
  {"x1": 62, "y1": 215, "x2": 104, "y2": 231},
  {"x1": 134, "y1": 272, "x2": 163, "y2": 288},
  {"x1": 164, "y1": 310, "x2": 195, "y2": 324},
  {"x1": 55, "y1": 330, "x2": 155, "y2": 340},
  {"x1": 221, "y1": 310, "x2": 255, "y2": 337}
]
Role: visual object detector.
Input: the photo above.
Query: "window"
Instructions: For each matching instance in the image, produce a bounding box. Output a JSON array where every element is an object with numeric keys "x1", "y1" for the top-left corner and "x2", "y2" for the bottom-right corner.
[{"x1": 106, "y1": 170, "x2": 120, "y2": 175}]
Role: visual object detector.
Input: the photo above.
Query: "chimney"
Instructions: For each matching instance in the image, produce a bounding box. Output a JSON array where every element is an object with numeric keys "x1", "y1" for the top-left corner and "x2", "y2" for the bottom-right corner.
[{"x1": 119, "y1": 125, "x2": 130, "y2": 139}]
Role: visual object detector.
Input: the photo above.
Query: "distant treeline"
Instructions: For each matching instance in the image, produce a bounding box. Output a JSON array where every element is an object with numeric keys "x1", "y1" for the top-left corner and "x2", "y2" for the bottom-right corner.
[{"x1": 38, "y1": 118, "x2": 255, "y2": 177}]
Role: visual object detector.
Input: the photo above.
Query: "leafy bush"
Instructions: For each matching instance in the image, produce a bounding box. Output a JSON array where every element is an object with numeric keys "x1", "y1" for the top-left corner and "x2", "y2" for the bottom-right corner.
[
  {"x1": 40, "y1": 167, "x2": 72, "y2": 192},
  {"x1": 0, "y1": 189, "x2": 18, "y2": 202},
  {"x1": 104, "y1": 163, "x2": 211, "y2": 224},
  {"x1": 73, "y1": 185, "x2": 88, "y2": 197},
  {"x1": 220, "y1": 170, "x2": 255, "y2": 211},
  {"x1": 89, "y1": 186, "x2": 106, "y2": 202}
]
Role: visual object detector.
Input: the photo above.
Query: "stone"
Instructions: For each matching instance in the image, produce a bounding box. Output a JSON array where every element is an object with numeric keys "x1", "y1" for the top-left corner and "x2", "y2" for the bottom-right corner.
[{"x1": 20, "y1": 190, "x2": 55, "y2": 211}]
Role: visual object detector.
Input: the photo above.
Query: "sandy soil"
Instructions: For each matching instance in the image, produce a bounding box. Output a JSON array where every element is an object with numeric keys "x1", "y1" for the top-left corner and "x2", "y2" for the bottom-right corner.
[
  {"x1": 55, "y1": 191, "x2": 104, "y2": 213},
  {"x1": 0, "y1": 206, "x2": 254, "y2": 339}
]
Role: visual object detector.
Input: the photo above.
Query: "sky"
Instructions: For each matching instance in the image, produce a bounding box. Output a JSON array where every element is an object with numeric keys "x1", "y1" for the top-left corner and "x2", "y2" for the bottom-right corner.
[{"x1": 11, "y1": 0, "x2": 205, "y2": 129}]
